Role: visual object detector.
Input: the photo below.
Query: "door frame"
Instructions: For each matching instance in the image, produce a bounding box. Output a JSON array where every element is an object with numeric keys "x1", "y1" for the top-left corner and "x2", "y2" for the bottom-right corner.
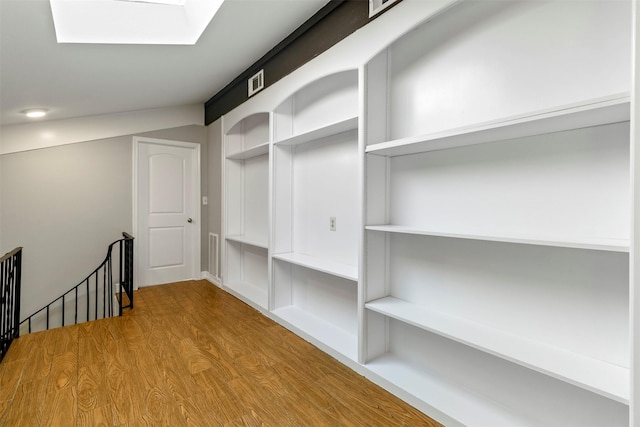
[{"x1": 132, "y1": 136, "x2": 201, "y2": 289}]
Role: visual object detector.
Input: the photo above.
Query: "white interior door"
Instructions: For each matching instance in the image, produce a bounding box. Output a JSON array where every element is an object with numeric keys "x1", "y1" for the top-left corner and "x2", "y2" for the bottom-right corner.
[{"x1": 134, "y1": 137, "x2": 201, "y2": 287}]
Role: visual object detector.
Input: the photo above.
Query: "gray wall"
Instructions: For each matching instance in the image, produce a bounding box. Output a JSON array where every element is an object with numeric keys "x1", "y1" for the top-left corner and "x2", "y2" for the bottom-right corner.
[
  {"x1": 0, "y1": 139, "x2": 2, "y2": 253},
  {"x1": 1, "y1": 124, "x2": 208, "y2": 319}
]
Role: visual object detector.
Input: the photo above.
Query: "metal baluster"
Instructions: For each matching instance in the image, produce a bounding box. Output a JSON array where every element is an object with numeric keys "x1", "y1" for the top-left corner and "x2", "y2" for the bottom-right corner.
[
  {"x1": 86, "y1": 279, "x2": 90, "y2": 322},
  {"x1": 119, "y1": 241, "x2": 124, "y2": 316},
  {"x1": 7, "y1": 259, "x2": 12, "y2": 340},
  {"x1": 14, "y1": 251, "x2": 21, "y2": 338},
  {"x1": 8, "y1": 259, "x2": 13, "y2": 337},
  {"x1": 127, "y1": 237, "x2": 133, "y2": 309},
  {"x1": 3, "y1": 261, "x2": 7, "y2": 348},
  {"x1": 8, "y1": 259, "x2": 12, "y2": 338},
  {"x1": 3, "y1": 259, "x2": 8, "y2": 344},
  {"x1": 102, "y1": 264, "x2": 106, "y2": 318},
  {"x1": 108, "y1": 255, "x2": 112, "y2": 317},
  {"x1": 94, "y1": 271, "x2": 98, "y2": 321}
]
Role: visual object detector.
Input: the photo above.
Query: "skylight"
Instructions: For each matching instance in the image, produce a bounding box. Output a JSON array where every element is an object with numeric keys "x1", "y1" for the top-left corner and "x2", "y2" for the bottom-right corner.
[{"x1": 49, "y1": 0, "x2": 224, "y2": 45}]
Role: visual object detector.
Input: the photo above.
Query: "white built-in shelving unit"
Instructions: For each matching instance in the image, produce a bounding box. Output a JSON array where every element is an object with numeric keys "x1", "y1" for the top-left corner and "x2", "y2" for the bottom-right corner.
[
  {"x1": 223, "y1": 112, "x2": 270, "y2": 309},
  {"x1": 217, "y1": 1, "x2": 637, "y2": 425},
  {"x1": 222, "y1": 70, "x2": 362, "y2": 360},
  {"x1": 363, "y1": 0, "x2": 632, "y2": 425},
  {"x1": 271, "y1": 70, "x2": 361, "y2": 361}
]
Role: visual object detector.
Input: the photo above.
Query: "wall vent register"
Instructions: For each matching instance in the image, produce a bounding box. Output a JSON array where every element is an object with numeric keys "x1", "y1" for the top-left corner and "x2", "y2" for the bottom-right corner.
[{"x1": 248, "y1": 70, "x2": 265, "y2": 97}]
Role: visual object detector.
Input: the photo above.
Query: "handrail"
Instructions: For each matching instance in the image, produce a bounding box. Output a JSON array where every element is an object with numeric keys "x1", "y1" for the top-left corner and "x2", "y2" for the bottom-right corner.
[
  {"x1": 0, "y1": 247, "x2": 23, "y2": 264},
  {"x1": 1, "y1": 247, "x2": 22, "y2": 362},
  {"x1": 20, "y1": 233, "x2": 134, "y2": 334}
]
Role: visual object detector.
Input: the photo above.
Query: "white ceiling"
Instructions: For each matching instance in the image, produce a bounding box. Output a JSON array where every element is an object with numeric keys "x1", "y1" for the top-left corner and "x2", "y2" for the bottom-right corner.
[{"x1": 0, "y1": 0, "x2": 329, "y2": 126}]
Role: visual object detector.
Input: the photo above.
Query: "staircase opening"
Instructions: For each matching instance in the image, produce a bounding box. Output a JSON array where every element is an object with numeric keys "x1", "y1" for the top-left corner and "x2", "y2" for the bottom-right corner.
[{"x1": 20, "y1": 232, "x2": 134, "y2": 335}]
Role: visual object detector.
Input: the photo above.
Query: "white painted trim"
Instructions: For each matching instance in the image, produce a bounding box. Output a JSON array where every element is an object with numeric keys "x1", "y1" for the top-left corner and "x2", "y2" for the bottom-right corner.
[
  {"x1": 357, "y1": 64, "x2": 367, "y2": 365},
  {"x1": 368, "y1": 0, "x2": 401, "y2": 18},
  {"x1": 630, "y1": 0, "x2": 639, "y2": 423},
  {"x1": 201, "y1": 271, "x2": 221, "y2": 287},
  {"x1": 132, "y1": 136, "x2": 201, "y2": 287},
  {"x1": 1, "y1": 104, "x2": 203, "y2": 154},
  {"x1": 219, "y1": 115, "x2": 227, "y2": 287},
  {"x1": 267, "y1": 111, "x2": 274, "y2": 312},
  {"x1": 132, "y1": 140, "x2": 140, "y2": 290}
]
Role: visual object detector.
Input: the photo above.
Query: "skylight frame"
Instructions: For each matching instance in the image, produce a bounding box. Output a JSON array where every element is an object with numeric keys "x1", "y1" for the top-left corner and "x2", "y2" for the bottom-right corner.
[
  {"x1": 121, "y1": 0, "x2": 186, "y2": 5},
  {"x1": 50, "y1": 0, "x2": 224, "y2": 45}
]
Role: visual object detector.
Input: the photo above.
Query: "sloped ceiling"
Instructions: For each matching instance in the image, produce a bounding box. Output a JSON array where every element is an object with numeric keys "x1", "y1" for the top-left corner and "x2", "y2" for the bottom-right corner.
[{"x1": 0, "y1": 0, "x2": 328, "y2": 125}]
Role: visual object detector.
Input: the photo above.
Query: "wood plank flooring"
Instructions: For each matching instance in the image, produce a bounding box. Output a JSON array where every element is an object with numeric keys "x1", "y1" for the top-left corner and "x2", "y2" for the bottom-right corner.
[{"x1": 0, "y1": 280, "x2": 442, "y2": 426}]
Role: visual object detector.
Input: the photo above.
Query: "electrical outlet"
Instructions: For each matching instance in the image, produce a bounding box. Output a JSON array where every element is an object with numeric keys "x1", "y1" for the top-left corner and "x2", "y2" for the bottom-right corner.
[{"x1": 330, "y1": 217, "x2": 336, "y2": 231}]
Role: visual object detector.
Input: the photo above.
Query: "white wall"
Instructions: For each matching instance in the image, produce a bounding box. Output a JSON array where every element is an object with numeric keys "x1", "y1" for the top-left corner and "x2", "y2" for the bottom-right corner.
[{"x1": 0, "y1": 123, "x2": 2, "y2": 252}]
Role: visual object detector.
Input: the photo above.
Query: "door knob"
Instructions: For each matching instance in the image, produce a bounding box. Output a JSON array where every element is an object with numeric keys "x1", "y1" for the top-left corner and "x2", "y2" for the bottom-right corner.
[{"x1": 187, "y1": 218, "x2": 193, "y2": 223}]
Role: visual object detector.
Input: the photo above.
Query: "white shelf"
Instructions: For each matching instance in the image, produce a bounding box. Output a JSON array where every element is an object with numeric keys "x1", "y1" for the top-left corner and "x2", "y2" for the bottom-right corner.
[
  {"x1": 225, "y1": 235, "x2": 268, "y2": 249},
  {"x1": 272, "y1": 252, "x2": 358, "y2": 281},
  {"x1": 226, "y1": 142, "x2": 269, "y2": 160},
  {"x1": 366, "y1": 354, "x2": 537, "y2": 427},
  {"x1": 272, "y1": 306, "x2": 357, "y2": 360},
  {"x1": 366, "y1": 94, "x2": 630, "y2": 157},
  {"x1": 274, "y1": 116, "x2": 358, "y2": 146},
  {"x1": 366, "y1": 296, "x2": 629, "y2": 404},
  {"x1": 224, "y1": 281, "x2": 268, "y2": 309},
  {"x1": 365, "y1": 225, "x2": 630, "y2": 253}
]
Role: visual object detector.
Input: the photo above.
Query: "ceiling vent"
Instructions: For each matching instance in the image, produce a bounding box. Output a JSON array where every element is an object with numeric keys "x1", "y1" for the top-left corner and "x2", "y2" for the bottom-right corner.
[{"x1": 248, "y1": 70, "x2": 265, "y2": 97}]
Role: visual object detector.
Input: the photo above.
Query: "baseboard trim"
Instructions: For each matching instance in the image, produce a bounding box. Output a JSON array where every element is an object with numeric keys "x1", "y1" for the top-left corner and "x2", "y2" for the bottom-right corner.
[{"x1": 201, "y1": 271, "x2": 221, "y2": 287}]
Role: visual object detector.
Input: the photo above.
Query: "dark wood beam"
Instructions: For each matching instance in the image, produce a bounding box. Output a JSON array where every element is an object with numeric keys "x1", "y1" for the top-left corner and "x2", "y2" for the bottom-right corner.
[{"x1": 204, "y1": 0, "x2": 374, "y2": 125}]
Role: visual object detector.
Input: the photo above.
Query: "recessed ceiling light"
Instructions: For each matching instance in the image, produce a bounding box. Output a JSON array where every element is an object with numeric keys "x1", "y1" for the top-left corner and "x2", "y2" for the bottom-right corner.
[
  {"x1": 49, "y1": 0, "x2": 224, "y2": 45},
  {"x1": 22, "y1": 109, "x2": 49, "y2": 118}
]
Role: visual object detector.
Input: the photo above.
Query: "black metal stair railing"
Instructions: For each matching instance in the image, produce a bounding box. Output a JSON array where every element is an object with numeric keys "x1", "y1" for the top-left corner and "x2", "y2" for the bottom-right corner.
[
  {"x1": 21, "y1": 232, "x2": 134, "y2": 334},
  {"x1": 1, "y1": 247, "x2": 22, "y2": 363}
]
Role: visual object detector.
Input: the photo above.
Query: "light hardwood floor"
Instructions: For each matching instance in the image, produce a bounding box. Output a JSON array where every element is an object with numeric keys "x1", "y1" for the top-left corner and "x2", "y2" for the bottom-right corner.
[{"x1": 0, "y1": 280, "x2": 442, "y2": 426}]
